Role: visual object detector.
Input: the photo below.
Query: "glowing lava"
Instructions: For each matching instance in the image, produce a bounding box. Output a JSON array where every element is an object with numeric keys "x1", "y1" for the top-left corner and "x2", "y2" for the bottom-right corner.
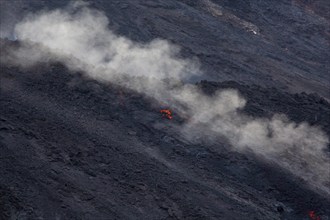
[
  {"x1": 160, "y1": 109, "x2": 173, "y2": 120},
  {"x1": 309, "y1": 211, "x2": 321, "y2": 220}
]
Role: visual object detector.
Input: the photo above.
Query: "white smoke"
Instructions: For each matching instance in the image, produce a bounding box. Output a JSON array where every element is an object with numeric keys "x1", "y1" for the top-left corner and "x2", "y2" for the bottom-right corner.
[
  {"x1": 2, "y1": 3, "x2": 329, "y2": 195},
  {"x1": 0, "y1": 0, "x2": 27, "y2": 41}
]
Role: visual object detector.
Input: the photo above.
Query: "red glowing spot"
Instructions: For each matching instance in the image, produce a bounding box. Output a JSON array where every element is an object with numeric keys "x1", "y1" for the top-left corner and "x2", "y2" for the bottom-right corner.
[
  {"x1": 309, "y1": 211, "x2": 321, "y2": 220},
  {"x1": 160, "y1": 109, "x2": 173, "y2": 120}
]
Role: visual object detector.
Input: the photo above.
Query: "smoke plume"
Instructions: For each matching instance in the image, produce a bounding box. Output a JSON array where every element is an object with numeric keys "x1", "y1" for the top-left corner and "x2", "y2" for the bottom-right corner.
[{"x1": 2, "y1": 3, "x2": 329, "y2": 195}]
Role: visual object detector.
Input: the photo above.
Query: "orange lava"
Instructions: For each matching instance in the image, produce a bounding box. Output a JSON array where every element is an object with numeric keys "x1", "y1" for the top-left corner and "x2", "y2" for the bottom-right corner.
[
  {"x1": 160, "y1": 109, "x2": 173, "y2": 120},
  {"x1": 309, "y1": 211, "x2": 321, "y2": 220}
]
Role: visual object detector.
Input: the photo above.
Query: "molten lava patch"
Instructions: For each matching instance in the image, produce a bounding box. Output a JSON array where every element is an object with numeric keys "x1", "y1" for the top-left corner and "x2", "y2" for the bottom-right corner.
[
  {"x1": 309, "y1": 211, "x2": 321, "y2": 220},
  {"x1": 160, "y1": 109, "x2": 173, "y2": 120}
]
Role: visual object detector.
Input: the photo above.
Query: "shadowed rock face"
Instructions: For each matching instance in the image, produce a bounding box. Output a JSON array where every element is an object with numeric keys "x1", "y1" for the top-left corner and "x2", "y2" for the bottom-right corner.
[{"x1": 0, "y1": 1, "x2": 330, "y2": 220}]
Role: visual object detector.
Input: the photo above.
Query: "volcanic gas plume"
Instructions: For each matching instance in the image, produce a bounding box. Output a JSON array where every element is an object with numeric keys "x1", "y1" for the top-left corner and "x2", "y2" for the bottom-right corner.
[{"x1": 2, "y1": 3, "x2": 329, "y2": 195}]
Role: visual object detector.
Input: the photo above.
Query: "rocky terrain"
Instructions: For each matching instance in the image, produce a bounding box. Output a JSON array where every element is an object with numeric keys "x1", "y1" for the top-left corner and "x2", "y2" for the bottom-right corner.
[
  {"x1": 1, "y1": 0, "x2": 330, "y2": 220},
  {"x1": 1, "y1": 59, "x2": 329, "y2": 220},
  {"x1": 1, "y1": 0, "x2": 329, "y2": 98}
]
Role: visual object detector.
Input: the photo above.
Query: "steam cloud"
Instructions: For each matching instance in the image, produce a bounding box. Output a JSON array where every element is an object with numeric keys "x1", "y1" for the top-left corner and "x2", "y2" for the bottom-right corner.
[{"x1": 2, "y1": 3, "x2": 329, "y2": 195}]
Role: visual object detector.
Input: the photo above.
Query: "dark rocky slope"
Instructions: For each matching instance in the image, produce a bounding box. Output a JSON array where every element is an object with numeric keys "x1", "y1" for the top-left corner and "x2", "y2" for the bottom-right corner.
[
  {"x1": 1, "y1": 0, "x2": 330, "y2": 219},
  {"x1": 1, "y1": 0, "x2": 329, "y2": 98},
  {"x1": 1, "y1": 59, "x2": 329, "y2": 219}
]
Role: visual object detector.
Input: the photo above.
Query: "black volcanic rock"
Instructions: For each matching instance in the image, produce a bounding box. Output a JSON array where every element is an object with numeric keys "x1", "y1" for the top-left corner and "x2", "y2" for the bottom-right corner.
[
  {"x1": 1, "y1": 0, "x2": 329, "y2": 98},
  {"x1": 1, "y1": 1, "x2": 330, "y2": 220},
  {"x1": 197, "y1": 80, "x2": 330, "y2": 138},
  {"x1": 1, "y1": 57, "x2": 330, "y2": 219}
]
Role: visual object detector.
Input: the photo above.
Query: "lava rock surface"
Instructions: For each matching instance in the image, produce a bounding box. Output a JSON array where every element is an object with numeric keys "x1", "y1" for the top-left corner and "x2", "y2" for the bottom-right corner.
[
  {"x1": 1, "y1": 60, "x2": 329, "y2": 220},
  {"x1": 1, "y1": 0, "x2": 329, "y2": 98},
  {"x1": 1, "y1": 0, "x2": 330, "y2": 219}
]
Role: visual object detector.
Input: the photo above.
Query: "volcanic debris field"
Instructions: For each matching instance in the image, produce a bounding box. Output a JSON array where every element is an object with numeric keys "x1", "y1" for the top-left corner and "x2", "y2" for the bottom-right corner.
[{"x1": 1, "y1": 0, "x2": 330, "y2": 220}]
